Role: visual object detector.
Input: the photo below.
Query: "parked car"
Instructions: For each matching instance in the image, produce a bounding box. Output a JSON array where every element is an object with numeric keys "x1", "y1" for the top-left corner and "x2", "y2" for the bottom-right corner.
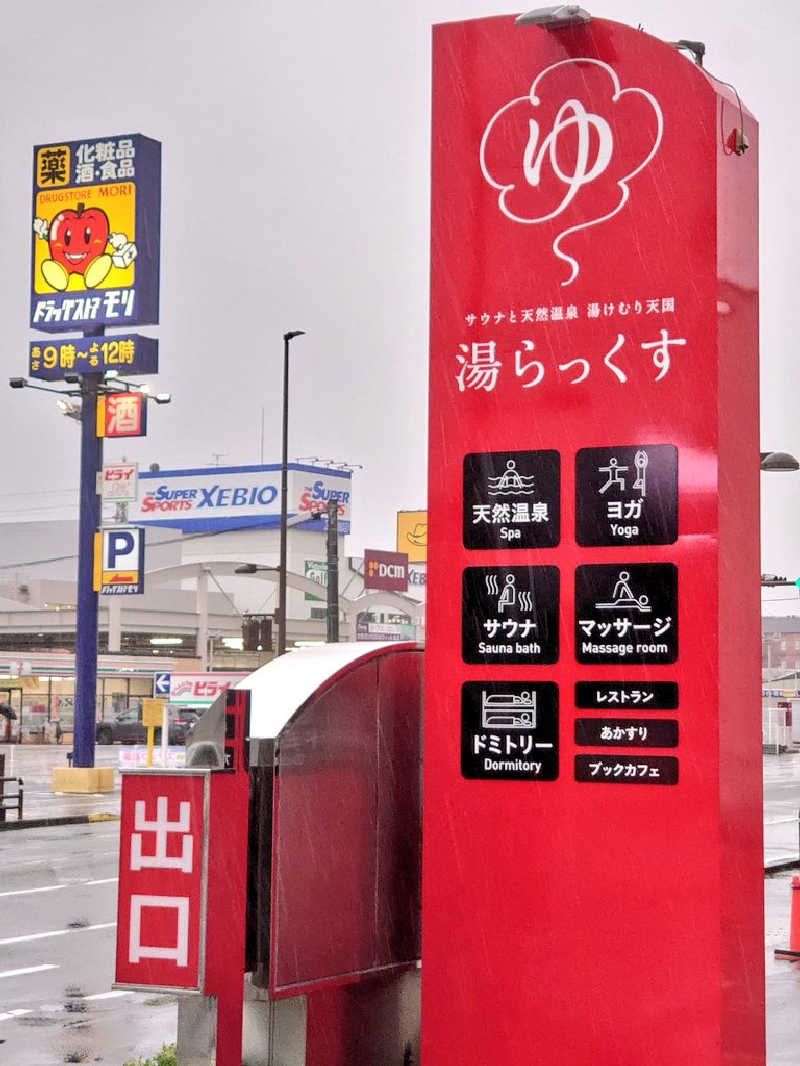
[{"x1": 95, "y1": 705, "x2": 200, "y2": 746}]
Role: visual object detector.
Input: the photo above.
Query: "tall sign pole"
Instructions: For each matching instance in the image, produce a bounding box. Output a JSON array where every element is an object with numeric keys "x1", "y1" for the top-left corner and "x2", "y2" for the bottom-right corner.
[
  {"x1": 73, "y1": 367, "x2": 104, "y2": 766},
  {"x1": 424, "y1": 15, "x2": 763, "y2": 1064},
  {"x1": 27, "y1": 134, "x2": 161, "y2": 772}
]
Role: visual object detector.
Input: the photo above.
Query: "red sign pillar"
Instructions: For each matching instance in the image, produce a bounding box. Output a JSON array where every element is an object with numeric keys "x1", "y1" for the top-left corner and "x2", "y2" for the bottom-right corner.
[
  {"x1": 115, "y1": 690, "x2": 250, "y2": 1064},
  {"x1": 424, "y1": 15, "x2": 763, "y2": 1066}
]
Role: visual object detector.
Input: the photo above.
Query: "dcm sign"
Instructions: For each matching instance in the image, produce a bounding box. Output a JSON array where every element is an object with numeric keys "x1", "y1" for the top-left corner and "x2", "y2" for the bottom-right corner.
[{"x1": 424, "y1": 14, "x2": 763, "y2": 1066}]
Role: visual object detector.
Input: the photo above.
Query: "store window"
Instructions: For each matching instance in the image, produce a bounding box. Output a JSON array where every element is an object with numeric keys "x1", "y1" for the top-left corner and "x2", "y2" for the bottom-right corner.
[
  {"x1": 102, "y1": 677, "x2": 130, "y2": 720},
  {"x1": 51, "y1": 677, "x2": 76, "y2": 731}
]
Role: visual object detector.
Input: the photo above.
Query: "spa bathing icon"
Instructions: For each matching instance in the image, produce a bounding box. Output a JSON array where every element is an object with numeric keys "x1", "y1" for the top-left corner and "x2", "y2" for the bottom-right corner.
[
  {"x1": 33, "y1": 202, "x2": 137, "y2": 292},
  {"x1": 596, "y1": 570, "x2": 652, "y2": 613},
  {"x1": 487, "y1": 459, "x2": 537, "y2": 496},
  {"x1": 485, "y1": 573, "x2": 534, "y2": 614},
  {"x1": 481, "y1": 690, "x2": 536, "y2": 729}
]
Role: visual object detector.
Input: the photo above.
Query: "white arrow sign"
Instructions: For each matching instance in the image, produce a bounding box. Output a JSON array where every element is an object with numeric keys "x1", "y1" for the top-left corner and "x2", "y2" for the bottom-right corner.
[{"x1": 154, "y1": 672, "x2": 171, "y2": 697}]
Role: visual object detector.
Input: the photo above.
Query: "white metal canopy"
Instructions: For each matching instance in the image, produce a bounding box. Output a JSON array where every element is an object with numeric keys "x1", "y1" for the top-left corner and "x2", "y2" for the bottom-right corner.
[{"x1": 238, "y1": 641, "x2": 418, "y2": 739}]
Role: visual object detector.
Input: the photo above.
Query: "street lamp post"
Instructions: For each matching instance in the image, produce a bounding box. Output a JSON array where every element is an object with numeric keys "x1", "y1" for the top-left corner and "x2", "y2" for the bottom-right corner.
[{"x1": 278, "y1": 331, "x2": 305, "y2": 655}]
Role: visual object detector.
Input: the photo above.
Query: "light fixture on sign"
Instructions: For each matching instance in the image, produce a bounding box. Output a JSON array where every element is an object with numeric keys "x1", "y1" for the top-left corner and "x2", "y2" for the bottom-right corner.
[
  {"x1": 668, "y1": 39, "x2": 706, "y2": 67},
  {"x1": 516, "y1": 5, "x2": 591, "y2": 28},
  {"x1": 150, "y1": 637, "x2": 184, "y2": 646},
  {"x1": 56, "y1": 397, "x2": 81, "y2": 420}
]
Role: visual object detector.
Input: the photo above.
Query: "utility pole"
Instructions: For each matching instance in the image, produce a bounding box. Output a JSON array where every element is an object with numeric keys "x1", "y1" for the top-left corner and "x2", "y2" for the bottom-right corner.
[{"x1": 326, "y1": 498, "x2": 339, "y2": 642}]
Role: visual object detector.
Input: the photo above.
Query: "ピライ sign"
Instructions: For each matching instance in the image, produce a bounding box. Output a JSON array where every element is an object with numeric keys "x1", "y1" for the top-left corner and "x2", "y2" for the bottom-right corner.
[{"x1": 31, "y1": 135, "x2": 161, "y2": 332}]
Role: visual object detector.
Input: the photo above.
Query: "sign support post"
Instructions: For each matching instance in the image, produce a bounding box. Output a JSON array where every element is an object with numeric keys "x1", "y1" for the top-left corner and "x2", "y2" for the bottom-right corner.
[
  {"x1": 73, "y1": 360, "x2": 103, "y2": 767},
  {"x1": 20, "y1": 133, "x2": 162, "y2": 784},
  {"x1": 141, "y1": 698, "x2": 165, "y2": 768}
]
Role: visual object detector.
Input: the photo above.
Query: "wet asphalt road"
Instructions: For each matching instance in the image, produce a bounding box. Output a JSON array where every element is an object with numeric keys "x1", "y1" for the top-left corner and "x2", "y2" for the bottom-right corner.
[
  {"x1": 2, "y1": 747, "x2": 800, "y2": 1063},
  {"x1": 4, "y1": 744, "x2": 800, "y2": 865},
  {"x1": 0, "y1": 822, "x2": 176, "y2": 1066},
  {"x1": 764, "y1": 752, "x2": 800, "y2": 866}
]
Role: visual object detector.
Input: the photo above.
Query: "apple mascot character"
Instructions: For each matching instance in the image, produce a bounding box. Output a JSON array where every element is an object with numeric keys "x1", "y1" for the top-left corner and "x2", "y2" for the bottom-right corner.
[{"x1": 33, "y1": 202, "x2": 137, "y2": 292}]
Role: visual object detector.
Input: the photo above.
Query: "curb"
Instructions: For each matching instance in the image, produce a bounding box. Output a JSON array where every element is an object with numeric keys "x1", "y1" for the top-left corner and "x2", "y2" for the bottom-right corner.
[{"x1": 0, "y1": 812, "x2": 120, "y2": 832}]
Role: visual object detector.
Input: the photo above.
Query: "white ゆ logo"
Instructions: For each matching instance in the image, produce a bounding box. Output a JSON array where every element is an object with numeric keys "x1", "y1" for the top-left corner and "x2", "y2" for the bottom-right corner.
[{"x1": 480, "y1": 58, "x2": 663, "y2": 286}]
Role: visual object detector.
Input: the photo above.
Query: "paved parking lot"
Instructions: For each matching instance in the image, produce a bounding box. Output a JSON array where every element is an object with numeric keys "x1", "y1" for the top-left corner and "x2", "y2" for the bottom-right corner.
[{"x1": 1, "y1": 745, "x2": 120, "y2": 821}]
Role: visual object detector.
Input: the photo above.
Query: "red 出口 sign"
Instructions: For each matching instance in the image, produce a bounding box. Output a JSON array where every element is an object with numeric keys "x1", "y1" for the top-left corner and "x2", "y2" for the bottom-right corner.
[
  {"x1": 114, "y1": 691, "x2": 251, "y2": 1064},
  {"x1": 424, "y1": 14, "x2": 763, "y2": 1066},
  {"x1": 115, "y1": 771, "x2": 207, "y2": 990}
]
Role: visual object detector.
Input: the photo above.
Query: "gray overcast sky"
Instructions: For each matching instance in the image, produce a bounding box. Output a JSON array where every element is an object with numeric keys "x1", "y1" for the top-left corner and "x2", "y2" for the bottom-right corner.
[{"x1": 1, "y1": 2, "x2": 797, "y2": 601}]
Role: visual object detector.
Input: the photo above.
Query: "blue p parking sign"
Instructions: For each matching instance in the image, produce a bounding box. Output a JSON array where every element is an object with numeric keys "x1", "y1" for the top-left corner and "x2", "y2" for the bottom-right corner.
[{"x1": 94, "y1": 526, "x2": 145, "y2": 595}]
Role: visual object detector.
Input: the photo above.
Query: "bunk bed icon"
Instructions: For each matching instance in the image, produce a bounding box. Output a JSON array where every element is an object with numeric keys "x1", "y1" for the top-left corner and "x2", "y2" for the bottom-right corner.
[{"x1": 481, "y1": 690, "x2": 537, "y2": 729}]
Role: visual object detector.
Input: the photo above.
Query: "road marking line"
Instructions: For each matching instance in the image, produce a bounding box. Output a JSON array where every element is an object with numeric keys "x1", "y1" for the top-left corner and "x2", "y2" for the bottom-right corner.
[
  {"x1": 0, "y1": 1008, "x2": 33, "y2": 1022},
  {"x1": 0, "y1": 876, "x2": 118, "y2": 898},
  {"x1": 84, "y1": 990, "x2": 132, "y2": 1001},
  {"x1": 13, "y1": 849, "x2": 119, "y2": 867},
  {"x1": 0, "y1": 963, "x2": 59, "y2": 979},
  {"x1": 0, "y1": 922, "x2": 116, "y2": 946},
  {"x1": 0, "y1": 884, "x2": 63, "y2": 898}
]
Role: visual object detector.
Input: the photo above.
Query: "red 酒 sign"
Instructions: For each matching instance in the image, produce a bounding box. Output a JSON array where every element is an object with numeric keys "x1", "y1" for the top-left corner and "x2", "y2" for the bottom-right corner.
[
  {"x1": 364, "y1": 549, "x2": 409, "y2": 592},
  {"x1": 115, "y1": 772, "x2": 207, "y2": 990},
  {"x1": 99, "y1": 391, "x2": 147, "y2": 438},
  {"x1": 424, "y1": 15, "x2": 762, "y2": 1066}
]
